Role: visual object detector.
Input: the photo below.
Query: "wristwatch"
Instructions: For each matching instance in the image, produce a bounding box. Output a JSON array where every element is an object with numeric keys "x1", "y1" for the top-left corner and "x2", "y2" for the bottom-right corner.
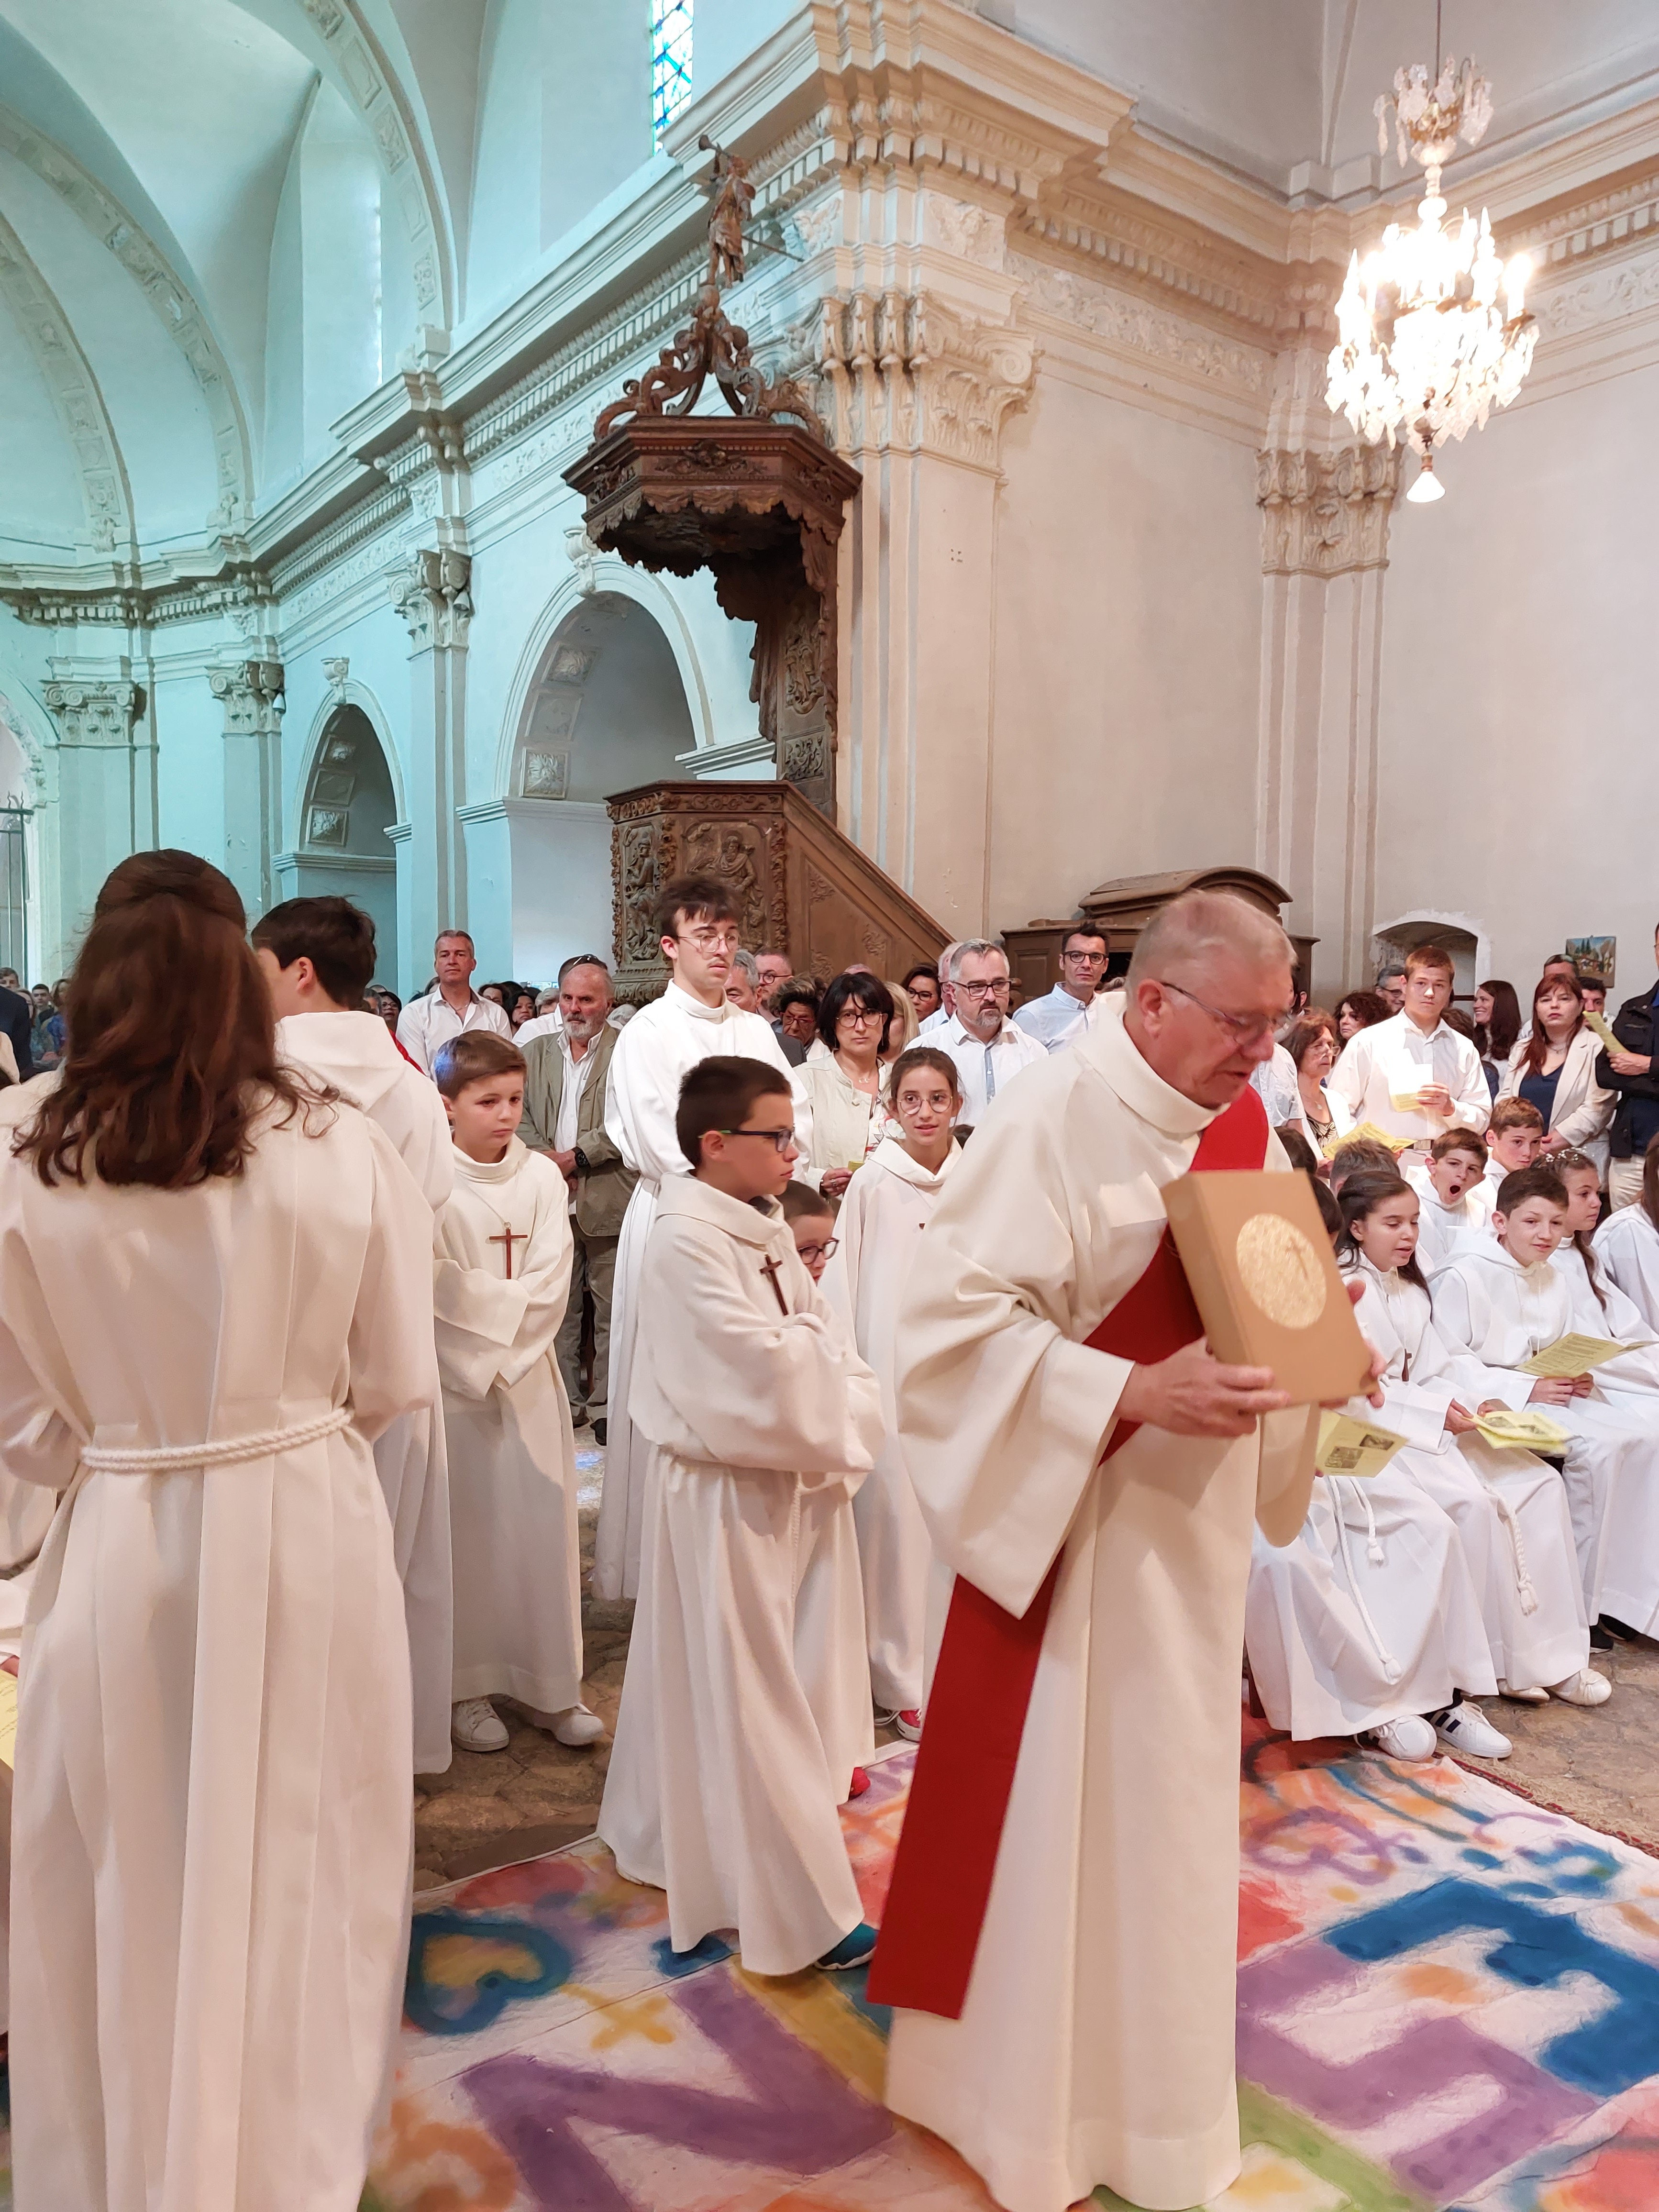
[{"x1": 572, "y1": 1146, "x2": 591, "y2": 1175}]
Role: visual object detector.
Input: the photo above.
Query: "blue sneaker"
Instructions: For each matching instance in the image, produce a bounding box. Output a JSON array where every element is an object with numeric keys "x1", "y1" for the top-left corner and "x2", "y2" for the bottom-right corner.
[{"x1": 817, "y1": 1922, "x2": 879, "y2": 1971}]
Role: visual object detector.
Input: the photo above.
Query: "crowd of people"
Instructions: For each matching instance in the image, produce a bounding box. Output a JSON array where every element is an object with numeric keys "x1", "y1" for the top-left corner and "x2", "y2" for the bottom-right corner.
[{"x1": 7, "y1": 855, "x2": 1659, "y2": 2212}]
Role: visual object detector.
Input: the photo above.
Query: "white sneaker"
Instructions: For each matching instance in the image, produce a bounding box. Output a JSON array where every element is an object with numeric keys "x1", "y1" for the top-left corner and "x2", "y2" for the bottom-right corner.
[
  {"x1": 532, "y1": 1703, "x2": 605, "y2": 1747},
  {"x1": 1434, "y1": 1702, "x2": 1512, "y2": 1759},
  {"x1": 1546, "y1": 1669, "x2": 1613, "y2": 1707},
  {"x1": 1365, "y1": 1714, "x2": 1437, "y2": 1761},
  {"x1": 451, "y1": 1697, "x2": 509, "y2": 1753}
]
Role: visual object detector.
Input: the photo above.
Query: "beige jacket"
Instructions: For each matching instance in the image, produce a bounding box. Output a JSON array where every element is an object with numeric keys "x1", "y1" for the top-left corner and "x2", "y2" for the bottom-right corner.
[
  {"x1": 517, "y1": 1022, "x2": 637, "y2": 1238},
  {"x1": 1497, "y1": 1024, "x2": 1616, "y2": 1162}
]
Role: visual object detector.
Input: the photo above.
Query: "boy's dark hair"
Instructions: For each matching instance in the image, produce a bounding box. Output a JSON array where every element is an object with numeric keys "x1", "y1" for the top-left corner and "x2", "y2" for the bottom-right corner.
[
  {"x1": 1335, "y1": 1168, "x2": 1427, "y2": 1290},
  {"x1": 780, "y1": 1179, "x2": 838, "y2": 1224},
  {"x1": 433, "y1": 1030, "x2": 526, "y2": 1099},
  {"x1": 1430, "y1": 1127, "x2": 1486, "y2": 1164},
  {"x1": 1494, "y1": 1164, "x2": 1568, "y2": 1216},
  {"x1": 675, "y1": 1054, "x2": 792, "y2": 1167},
  {"x1": 1275, "y1": 1125, "x2": 1317, "y2": 1176},
  {"x1": 1328, "y1": 1136, "x2": 1398, "y2": 1189},
  {"x1": 1312, "y1": 1176, "x2": 1342, "y2": 1239},
  {"x1": 251, "y1": 895, "x2": 376, "y2": 1006},
  {"x1": 652, "y1": 874, "x2": 740, "y2": 945},
  {"x1": 1488, "y1": 1096, "x2": 1545, "y2": 1137}
]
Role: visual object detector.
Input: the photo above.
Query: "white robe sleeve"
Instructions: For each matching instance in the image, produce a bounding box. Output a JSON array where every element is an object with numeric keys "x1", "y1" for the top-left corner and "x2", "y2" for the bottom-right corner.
[
  {"x1": 1326, "y1": 1031, "x2": 1370, "y2": 1123},
  {"x1": 894, "y1": 1103, "x2": 1135, "y2": 1617},
  {"x1": 0, "y1": 1287, "x2": 79, "y2": 1491},
  {"x1": 1445, "y1": 1038, "x2": 1493, "y2": 1134},
  {"x1": 1428, "y1": 1268, "x2": 1534, "y2": 1411},
  {"x1": 344, "y1": 1123, "x2": 445, "y2": 1443},
  {"x1": 434, "y1": 1194, "x2": 573, "y2": 1400},
  {"x1": 637, "y1": 1218, "x2": 879, "y2": 1479}
]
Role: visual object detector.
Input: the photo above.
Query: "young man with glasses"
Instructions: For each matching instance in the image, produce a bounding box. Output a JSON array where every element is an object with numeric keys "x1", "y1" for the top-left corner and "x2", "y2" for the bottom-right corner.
[
  {"x1": 1327, "y1": 943, "x2": 1490, "y2": 1150},
  {"x1": 936, "y1": 940, "x2": 1045, "y2": 1127},
  {"x1": 1014, "y1": 925, "x2": 1111, "y2": 1054},
  {"x1": 594, "y1": 876, "x2": 806, "y2": 1601},
  {"x1": 599, "y1": 1054, "x2": 884, "y2": 1977}
]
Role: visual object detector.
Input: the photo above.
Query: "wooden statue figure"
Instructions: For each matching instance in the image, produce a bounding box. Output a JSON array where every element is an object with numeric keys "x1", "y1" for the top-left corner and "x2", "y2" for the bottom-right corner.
[{"x1": 700, "y1": 134, "x2": 754, "y2": 290}]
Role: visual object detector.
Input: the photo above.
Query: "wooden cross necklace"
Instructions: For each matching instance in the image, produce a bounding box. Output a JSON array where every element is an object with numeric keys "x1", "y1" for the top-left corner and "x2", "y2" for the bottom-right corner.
[
  {"x1": 759, "y1": 1252, "x2": 791, "y2": 1316},
  {"x1": 489, "y1": 1223, "x2": 529, "y2": 1279}
]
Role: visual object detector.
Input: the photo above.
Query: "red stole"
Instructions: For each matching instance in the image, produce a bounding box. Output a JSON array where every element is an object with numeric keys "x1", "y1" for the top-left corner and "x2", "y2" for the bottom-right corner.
[{"x1": 865, "y1": 1082, "x2": 1269, "y2": 2018}]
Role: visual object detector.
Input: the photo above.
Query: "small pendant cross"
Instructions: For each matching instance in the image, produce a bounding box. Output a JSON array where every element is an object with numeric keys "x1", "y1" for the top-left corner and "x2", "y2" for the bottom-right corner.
[
  {"x1": 759, "y1": 1252, "x2": 790, "y2": 1316},
  {"x1": 489, "y1": 1224, "x2": 529, "y2": 1279}
]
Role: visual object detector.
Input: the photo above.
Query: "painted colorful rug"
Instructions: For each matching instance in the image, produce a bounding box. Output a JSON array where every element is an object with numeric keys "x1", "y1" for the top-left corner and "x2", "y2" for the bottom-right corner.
[{"x1": 366, "y1": 1718, "x2": 1659, "y2": 2212}]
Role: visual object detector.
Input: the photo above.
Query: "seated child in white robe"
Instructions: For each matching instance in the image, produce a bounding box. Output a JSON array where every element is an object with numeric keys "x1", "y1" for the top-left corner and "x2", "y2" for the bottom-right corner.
[
  {"x1": 599, "y1": 1056, "x2": 885, "y2": 1976},
  {"x1": 1482, "y1": 1095, "x2": 1544, "y2": 1205},
  {"x1": 1406, "y1": 1128, "x2": 1493, "y2": 1275},
  {"x1": 821, "y1": 1046, "x2": 962, "y2": 1740},
  {"x1": 1246, "y1": 1168, "x2": 1508, "y2": 1762},
  {"x1": 1553, "y1": 1150, "x2": 1659, "y2": 1638},
  {"x1": 1432, "y1": 1163, "x2": 1659, "y2": 1641},
  {"x1": 1595, "y1": 1133, "x2": 1659, "y2": 1333},
  {"x1": 432, "y1": 1032, "x2": 602, "y2": 1756}
]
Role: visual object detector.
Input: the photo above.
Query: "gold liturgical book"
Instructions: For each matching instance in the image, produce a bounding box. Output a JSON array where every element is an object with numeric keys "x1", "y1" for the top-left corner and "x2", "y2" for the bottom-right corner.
[{"x1": 1161, "y1": 1169, "x2": 1374, "y2": 1406}]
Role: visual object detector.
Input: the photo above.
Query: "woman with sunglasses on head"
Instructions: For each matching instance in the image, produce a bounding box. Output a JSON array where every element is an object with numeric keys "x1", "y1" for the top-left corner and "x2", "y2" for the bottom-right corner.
[{"x1": 791, "y1": 971, "x2": 899, "y2": 1198}]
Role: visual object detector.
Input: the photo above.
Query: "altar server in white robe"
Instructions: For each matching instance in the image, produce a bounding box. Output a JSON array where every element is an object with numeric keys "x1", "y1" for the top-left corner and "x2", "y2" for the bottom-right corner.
[
  {"x1": 821, "y1": 1045, "x2": 962, "y2": 1732},
  {"x1": 1552, "y1": 1150, "x2": 1659, "y2": 1636},
  {"x1": 1405, "y1": 1127, "x2": 1493, "y2": 1274},
  {"x1": 3, "y1": 852, "x2": 434, "y2": 2212},
  {"x1": 1431, "y1": 1164, "x2": 1659, "y2": 1627},
  {"x1": 1246, "y1": 1169, "x2": 1508, "y2": 1759},
  {"x1": 431, "y1": 1031, "x2": 602, "y2": 1754},
  {"x1": 1595, "y1": 1138, "x2": 1659, "y2": 1332},
  {"x1": 1327, "y1": 942, "x2": 1491, "y2": 1145},
  {"x1": 872, "y1": 893, "x2": 1370, "y2": 2212},
  {"x1": 254, "y1": 893, "x2": 457, "y2": 1775},
  {"x1": 596, "y1": 875, "x2": 801, "y2": 1601},
  {"x1": 599, "y1": 1055, "x2": 884, "y2": 1976}
]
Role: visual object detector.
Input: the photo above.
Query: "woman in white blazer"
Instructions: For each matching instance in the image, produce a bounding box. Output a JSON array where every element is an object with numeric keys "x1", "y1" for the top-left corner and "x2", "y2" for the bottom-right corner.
[{"x1": 1497, "y1": 972, "x2": 1616, "y2": 1177}]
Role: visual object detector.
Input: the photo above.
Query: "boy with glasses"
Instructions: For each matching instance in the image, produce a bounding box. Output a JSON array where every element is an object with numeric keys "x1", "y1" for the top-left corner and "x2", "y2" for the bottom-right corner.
[
  {"x1": 938, "y1": 940, "x2": 1045, "y2": 1127},
  {"x1": 595, "y1": 876, "x2": 804, "y2": 1601},
  {"x1": 599, "y1": 1056, "x2": 884, "y2": 1975},
  {"x1": 1328, "y1": 943, "x2": 1490, "y2": 1149},
  {"x1": 1015, "y1": 924, "x2": 1111, "y2": 1053}
]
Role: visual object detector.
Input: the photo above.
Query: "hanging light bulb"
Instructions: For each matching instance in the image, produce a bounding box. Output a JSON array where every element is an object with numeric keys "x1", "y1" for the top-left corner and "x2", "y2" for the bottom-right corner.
[{"x1": 1326, "y1": 29, "x2": 1536, "y2": 502}]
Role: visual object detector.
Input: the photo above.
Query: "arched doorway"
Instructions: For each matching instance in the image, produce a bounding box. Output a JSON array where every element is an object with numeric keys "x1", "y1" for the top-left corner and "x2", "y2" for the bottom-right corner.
[
  {"x1": 502, "y1": 593, "x2": 694, "y2": 981},
  {"x1": 287, "y1": 705, "x2": 400, "y2": 988},
  {"x1": 1372, "y1": 913, "x2": 1488, "y2": 1005}
]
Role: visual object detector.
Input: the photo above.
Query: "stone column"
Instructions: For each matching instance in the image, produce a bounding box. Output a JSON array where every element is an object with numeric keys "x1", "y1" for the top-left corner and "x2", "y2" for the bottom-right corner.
[
  {"x1": 208, "y1": 656, "x2": 285, "y2": 919},
  {"x1": 387, "y1": 547, "x2": 472, "y2": 945},
  {"x1": 41, "y1": 672, "x2": 149, "y2": 949},
  {"x1": 1255, "y1": 438, "x2": 1400, "y2": 998}
]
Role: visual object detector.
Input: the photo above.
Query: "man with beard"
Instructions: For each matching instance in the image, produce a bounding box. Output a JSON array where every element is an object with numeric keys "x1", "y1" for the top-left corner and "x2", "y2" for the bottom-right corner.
[{"x1": 519, "y1": 956, "x2": 638, "y2": 1442}]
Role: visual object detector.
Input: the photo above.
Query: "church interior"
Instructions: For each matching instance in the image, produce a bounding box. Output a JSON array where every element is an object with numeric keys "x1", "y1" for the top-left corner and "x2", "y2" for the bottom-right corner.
[{"x1": 6, "y1": 4, "x2": 1659, "y2": 2211}]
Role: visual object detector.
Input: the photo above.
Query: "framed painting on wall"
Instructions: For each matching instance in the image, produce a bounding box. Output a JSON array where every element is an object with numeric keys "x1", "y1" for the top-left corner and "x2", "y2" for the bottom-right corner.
[{"x1": 1565, "y1": 936, "x2": 1616, "y2": 987}]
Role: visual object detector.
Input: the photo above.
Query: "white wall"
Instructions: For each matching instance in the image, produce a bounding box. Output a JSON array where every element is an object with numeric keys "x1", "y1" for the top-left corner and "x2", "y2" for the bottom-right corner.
[
  {"x1": 1376, "y1": 363, "x2": 1659, "y2": 1004},
  {"x1": 986, "y1": 371, "x2": 1264, "y2": 935}
]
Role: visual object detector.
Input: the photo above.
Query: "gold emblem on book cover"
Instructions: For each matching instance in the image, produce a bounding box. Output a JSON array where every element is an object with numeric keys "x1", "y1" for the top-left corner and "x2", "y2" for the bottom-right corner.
[{"x1": 1234, "y1": 1215, "x2": 1327, "y2": 1330}]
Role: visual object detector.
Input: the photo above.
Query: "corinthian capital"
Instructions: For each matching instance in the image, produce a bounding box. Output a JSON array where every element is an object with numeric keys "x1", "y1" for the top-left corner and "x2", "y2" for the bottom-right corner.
[
  {"x1": 42, "y1": 679, "x2": 140, "y2": 747},
  {"x1": 1256, "y1": 446, "x2": 1402, "y2": 578},
  {"x1": 209, "y1": 658, "x2": 286, "y2": 735},
  {"x1": 387, "y1": 548, "x2": 473, "y2": 651}
]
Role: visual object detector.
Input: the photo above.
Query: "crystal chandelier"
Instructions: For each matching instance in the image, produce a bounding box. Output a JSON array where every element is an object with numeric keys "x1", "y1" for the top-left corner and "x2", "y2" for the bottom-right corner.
[{"x1": 1326, "y1": 22, "x2": 1536, "y2": 503}]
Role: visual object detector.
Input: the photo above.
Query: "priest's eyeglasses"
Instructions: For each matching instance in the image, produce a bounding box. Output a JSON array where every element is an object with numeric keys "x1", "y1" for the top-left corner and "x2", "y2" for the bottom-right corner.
[
  {"x1": 719, "y1": 1127, "x2": 798, "y2": 1154},
  {"x1": 1155, "y1": 979, "x2": 1287, "y2": 1048}
]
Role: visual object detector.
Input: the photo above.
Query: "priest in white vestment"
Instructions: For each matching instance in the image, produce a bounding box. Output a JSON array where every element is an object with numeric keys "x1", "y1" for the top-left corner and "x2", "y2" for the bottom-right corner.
[
  {"x1": 595, "y1": 876, "x2": 800, "y2": 1601},
  {"x1": 873, "y1": 892, "x2": 1345, "y2": 2212},
  {"x1": 2, "y1": 849, "x2": 436, "y2": 2212},
  {"x1": 256, "y1": 894, "x2": 457, "y2": 1774}
]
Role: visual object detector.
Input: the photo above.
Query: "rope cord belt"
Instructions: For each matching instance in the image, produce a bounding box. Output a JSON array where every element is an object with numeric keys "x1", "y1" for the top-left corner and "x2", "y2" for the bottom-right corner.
[{"x1": 80, "y1": 1406, "x2": 352, "y2": 1473}]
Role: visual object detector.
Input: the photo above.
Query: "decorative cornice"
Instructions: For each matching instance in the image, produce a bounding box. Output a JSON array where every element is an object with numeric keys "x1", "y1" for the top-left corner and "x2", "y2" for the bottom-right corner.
[
  {"x1": 0, "y1": 102, "x2": 254, "y2": 530},
  {"x1": 1011, "y1": 250, "x2": 1271, "y2": 401},
  {"x1": 1256, "y1": 446, "x2": 1402, "y2": 578}
]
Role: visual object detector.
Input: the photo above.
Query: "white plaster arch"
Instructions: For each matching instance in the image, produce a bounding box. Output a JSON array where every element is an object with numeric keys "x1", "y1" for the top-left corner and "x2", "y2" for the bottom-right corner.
[
  {"x1": 1371, "y1": 908, "x2": 1493, "y2": 994},
  {"x1": 290, "y1": 675, "x2": 408, "y2": 844},
  {"x1": 0, "y1": 672, "x2": 53, "y2": 806},
  {"x1": 492, "y1": 556, "x2": 718, "y2": 802}
]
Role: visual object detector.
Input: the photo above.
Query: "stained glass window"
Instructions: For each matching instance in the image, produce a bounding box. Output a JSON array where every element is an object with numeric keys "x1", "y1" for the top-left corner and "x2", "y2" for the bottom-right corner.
[{"x1": 651, "y1": 0, "x2": 693, "y2": 141}]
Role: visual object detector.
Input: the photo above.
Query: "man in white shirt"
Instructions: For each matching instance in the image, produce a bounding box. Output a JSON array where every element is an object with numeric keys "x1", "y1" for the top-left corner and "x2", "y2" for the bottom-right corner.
[
  {"x1": 917, "y1": 942, "x2": 962, "y2": 1036},
  {"x1": 937, "y1": 940, "x2": 1046, "y2": 1126},
  {"x1": 1328, "y1": 943, "x2": 1490, "y2": 1145},
  {"x1": 1014, "y1": 924, "x2": 1110, "y2": 1053},
  {"x1": 396, "y1": 929, "x2": 513, "y2": 1074}
]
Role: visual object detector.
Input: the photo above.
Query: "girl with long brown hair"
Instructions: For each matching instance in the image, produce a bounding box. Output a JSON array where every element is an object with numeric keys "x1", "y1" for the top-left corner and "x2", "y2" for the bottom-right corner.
[{"x1": 4, "y1": 851, "x2": 435, "y2": 2212}]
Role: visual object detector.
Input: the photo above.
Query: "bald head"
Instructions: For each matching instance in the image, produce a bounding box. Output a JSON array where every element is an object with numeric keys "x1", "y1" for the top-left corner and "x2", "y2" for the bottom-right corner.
[{"x1": 1124, "y1": 892, "x2": 1294, "y2": 1110}]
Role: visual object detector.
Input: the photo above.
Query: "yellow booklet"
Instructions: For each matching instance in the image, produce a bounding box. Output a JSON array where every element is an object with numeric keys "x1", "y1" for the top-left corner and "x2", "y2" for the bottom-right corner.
[
  {"x1": 0, "y1": 1664, "x2": 17, "y2": 1771},
  {"x1": 1474, "y1": 1407, "x2": 1571, "y2": 1451},
  {"x1": 1519, "y1": 1333, "x2": 1651, "y2": 1378},
  {"x1": 1584, "y1": 1010, "x2": 1621, "y2": 1053},
  {"x1": 1316, "y1": 1412, "x2": 1407, "y2": 1478},
  {"x1": 1324, "y1": 1120, "x2": 1414, "y2": 1160}
]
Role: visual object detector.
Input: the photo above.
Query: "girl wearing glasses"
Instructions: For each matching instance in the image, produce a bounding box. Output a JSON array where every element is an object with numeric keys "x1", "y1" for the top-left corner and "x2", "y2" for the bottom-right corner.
[
  {"x1": 792, "y1": 971, "x2": 899, "y2": 1198},
  {"x1": 821, "y1": 1047, "x2": 963, "y2": 1741}
]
